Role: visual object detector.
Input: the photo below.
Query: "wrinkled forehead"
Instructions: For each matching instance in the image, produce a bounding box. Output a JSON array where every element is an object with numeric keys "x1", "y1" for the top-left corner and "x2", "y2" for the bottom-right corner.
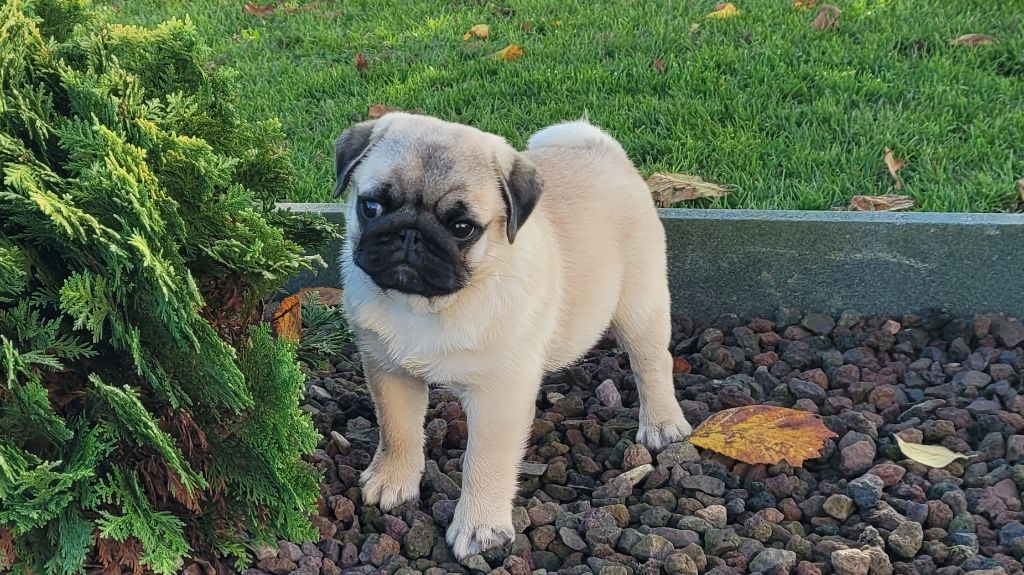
[{"x1": 354, "y1": 133, "x2": 502, "y2": 217}]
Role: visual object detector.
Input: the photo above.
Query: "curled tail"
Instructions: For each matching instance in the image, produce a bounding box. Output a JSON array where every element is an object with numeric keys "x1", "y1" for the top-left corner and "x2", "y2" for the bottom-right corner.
[{"x1": 526, "y1": 118, "x2": 630, "y2": 161}]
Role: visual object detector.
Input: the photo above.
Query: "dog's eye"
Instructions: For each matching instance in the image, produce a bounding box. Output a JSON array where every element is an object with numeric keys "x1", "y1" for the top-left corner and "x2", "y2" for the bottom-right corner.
[
  {"x1": 360, "y1": 199, "x2": 384, "y2": 219},
  {"x1": 450, "y1": 221, "x2": 477, "y2": 240}
]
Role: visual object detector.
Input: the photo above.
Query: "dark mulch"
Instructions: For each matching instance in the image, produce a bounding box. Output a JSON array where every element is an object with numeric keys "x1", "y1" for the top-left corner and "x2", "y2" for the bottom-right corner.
[{"x1": 243, "y1": 309, "x2": 1024, "y2": 575}]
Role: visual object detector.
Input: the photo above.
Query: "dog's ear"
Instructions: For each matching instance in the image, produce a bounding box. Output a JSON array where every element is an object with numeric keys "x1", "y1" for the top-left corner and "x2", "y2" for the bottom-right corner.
[
  {"x1": 333, "y1": 121, "x2": 377, "y2": 198},
  {"x1": 497, "y1": 155, "x2": 543, "y2": 244}
]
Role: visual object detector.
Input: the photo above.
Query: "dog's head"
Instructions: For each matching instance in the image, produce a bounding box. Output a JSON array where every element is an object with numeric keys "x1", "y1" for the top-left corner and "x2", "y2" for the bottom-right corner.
[{"x1": 334, "y1": 113, "x2": 542, "y2": 300}]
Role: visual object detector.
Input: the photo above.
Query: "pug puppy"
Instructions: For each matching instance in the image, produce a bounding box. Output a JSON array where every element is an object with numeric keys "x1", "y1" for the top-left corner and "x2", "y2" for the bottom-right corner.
[{"x1": 334, "y1": 112, "x2": 692, "y2": 558}]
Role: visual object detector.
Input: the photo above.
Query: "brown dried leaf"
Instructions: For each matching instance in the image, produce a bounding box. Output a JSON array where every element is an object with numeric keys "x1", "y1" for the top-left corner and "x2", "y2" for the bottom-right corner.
[
  {"x1": 883, "y1": 147, "x2": 905, "y2": 190},
  {"x1": 690, "y1": 405, "x2": 838, "y2": 467},
  {"x1": 673, "y1": 357, "x2": 691, "y2": 375},
  {"x1": 97, "y1": 538, "x2": 145, "y2": 575},
  {"x1": 296, "y1": 286, "x2": 343, "y2": 306},
  {"x1": 848, "y1": 194, "x2": 915, "y2": 212},
  {"x1": 272, "y1": 294, "x2": 302, "y2": 342},
  {"x1": 812, "y1": 4, "x2": 841, "y2": 31},
  {"x1": 707, "y1": 2, "x2": 741, "y2": 19},
  {"x1": 652, "y1": 59, "x2": 667, "y2": 72},
  {"x1": 949, "y1": 34, "x2": 996, "y2": 46},
  {"x1": 464, "y1": 24, "x2": 490, "y2": 41},
  {"x1": 494, "y1": 44, "x2": 525, "y2": 61},
  {"x1": 355, "y1": 52, "x2": 368, "y2": 73},
  {"x1": 244, "y1": 1, "x2": 276, "y2": 16},
  {"x1": 793, "y1": 0, "x2": 817, "y2": 9},
  {"x1": 369, "y1": 104, "x2": 401, "y2": 119},
  {"x1": 368, "y1": 104, "x2": 422, "y2": 119},
  {"x1": 647, "y1": 173, "x2": 731, "y2": 207},
  {"x1": 0, "y1": 529, "x2": 13, "y2": 570}
]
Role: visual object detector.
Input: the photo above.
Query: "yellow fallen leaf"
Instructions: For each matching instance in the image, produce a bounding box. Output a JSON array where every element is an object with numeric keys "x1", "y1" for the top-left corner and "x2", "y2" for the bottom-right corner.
[
  {"x1": 464, "y1": 24, "x2": 490, "y2": 41},
  {"x1": 647, "y1": 173, "x2": 731, "y2": 207},
  {"x1": 949, "y1": 34, "x2": 996, "y2": 46},
  {"x1": 553, "y1": 19, "x2": 562, "y2": 27},
  {"x1": 493, "y1": 44, "x2": 524, "y2": 61},
  {"x1": 883, "y1": 147, "x2": 905, "y2": 190},
  {"x1": 690, "y1": 23, "x2": 701, "y2": 33},
  {"x1": 894, "y1": 435, "x2": 970, "y2": 468},
  {"x1": 272, "y1": 294, "x2": 302, "y2": 342},
  {"x1": 848, "y1": 194, "x2": 915, "y2": 212},
  {"x1": 812, "y1": 4, "x2": 841, "y2": 31},
  {"x1": 690, "y1": 405, "x2": 837, "y2": 467},
  {"x1": 707, "y1": 2, "x2": 741, "y2": 19},
  {"x1": 793, "y1": 0, "x2": 817, "y2": 9}
]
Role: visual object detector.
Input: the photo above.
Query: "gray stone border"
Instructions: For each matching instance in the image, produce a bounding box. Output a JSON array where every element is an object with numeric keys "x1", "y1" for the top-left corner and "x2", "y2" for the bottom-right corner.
[{"x1": 279, "y1": 203, "x2": 1024, "y2": 321}]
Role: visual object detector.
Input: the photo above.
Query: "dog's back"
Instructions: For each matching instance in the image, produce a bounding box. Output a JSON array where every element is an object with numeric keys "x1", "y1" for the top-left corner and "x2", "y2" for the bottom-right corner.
[{"x1": 523, "y1": 120, "x2": 669, "y2": 370}]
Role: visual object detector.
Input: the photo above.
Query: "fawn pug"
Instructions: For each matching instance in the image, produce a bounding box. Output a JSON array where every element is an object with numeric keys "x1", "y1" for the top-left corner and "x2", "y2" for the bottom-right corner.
[{"x1": 334, "y1": 112, "x2": 692, "y2": 558}]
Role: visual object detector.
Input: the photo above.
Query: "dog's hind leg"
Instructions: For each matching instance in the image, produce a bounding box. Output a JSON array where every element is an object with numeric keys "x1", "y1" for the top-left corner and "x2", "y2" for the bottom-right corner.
[
  {"x1": 359, "y1": 360, "x2": 429, "y2": 511},
  {"x1": 611, "y1": 265, "x2": 692, "y2": 452}
]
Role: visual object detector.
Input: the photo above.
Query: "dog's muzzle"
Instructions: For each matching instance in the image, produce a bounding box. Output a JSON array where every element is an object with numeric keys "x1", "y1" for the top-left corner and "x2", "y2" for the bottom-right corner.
[{"x1": 354, "y1": 225, "x2": 466, "y2": 297}]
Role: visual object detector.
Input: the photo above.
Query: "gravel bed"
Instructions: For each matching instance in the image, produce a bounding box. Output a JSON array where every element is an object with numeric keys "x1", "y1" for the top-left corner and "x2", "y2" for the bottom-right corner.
[{"x1": 243, "y1": 309, "x2": 1024, "y2": 575}]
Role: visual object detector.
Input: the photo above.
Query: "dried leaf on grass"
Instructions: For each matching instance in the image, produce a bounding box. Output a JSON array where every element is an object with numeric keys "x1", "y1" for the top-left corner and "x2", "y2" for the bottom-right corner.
[
  {"x1": 894, "y1": 435, "x2": 970, "y2": 468},
  {"x1": 812, "y1": 5, "x2": 841, "y2": 31},
  {"x1": 493, "y1": 44, "x2": 525, "y2": 61},
  {"x1": 464, "y1": 24, "x2": 490, "y2": 41},
  {"x1": 368, "y1": 104, "x2": 423, "y2": 119},
  {"x1": 707, "y1": 3, "x2": 741, "y2": 19},
  {"x1": 883, "y1": 147, "x2": 905, "y2": 190},
  {"x1": 272, "y1": 294, "x2": 302, "y2": 342},
  {"x1": 793, "y1": 0, "x2": 817, "y2": 9},
  {"x1": 244, "y1": 2, "x2": 276, "y2": 15},
  {"x1": 355, "y1": 52, "x2": 368, "y2": 73},
  {"x1": 848, "y1": 194, "x2": 915, "y2": 212},
  {"x1": 673, "y1": 357, "x2": 691, "y2": 375},
  {"x1": 647, "y1": 173, "x2": 731, "y2": 207},
  {"x1": 949, "y1": 34, "x2": 996, "y2": 46},
  {"x1": 653, "y1": 59, "x2": 667, "y2": 72},
  {"x1": 690, "y1": 405, "x2": 837, "y2": 467}
]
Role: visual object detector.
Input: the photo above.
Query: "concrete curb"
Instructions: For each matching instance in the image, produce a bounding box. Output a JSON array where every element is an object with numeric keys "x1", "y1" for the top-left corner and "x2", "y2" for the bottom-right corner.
[{"x1": 278, "y1": 203, "x2": 1024, "y2": 321}]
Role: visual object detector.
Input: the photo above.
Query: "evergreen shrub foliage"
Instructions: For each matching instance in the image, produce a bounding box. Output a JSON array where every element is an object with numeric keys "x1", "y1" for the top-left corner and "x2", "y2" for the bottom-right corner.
[{"x1": 0, "y1": 1, "x2": 335, "y2": 572}]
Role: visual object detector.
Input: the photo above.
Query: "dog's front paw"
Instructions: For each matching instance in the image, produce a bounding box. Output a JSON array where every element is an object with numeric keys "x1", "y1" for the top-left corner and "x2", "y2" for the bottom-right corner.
[
  {"x1": 637, "y1": 408, "x2": 693, "y2": 452},
  {"x1": 360, "y1": 452, "x2": 424, "y2": 511},
  {"x1": 446, "y1": 508, "x2": 514, "y2": 559}
]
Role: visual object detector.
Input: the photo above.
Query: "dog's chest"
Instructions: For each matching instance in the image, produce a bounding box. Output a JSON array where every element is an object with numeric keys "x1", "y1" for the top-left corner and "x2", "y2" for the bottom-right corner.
[{"x1": 354, "y1": 307, "x2": 488, "y2": 385}]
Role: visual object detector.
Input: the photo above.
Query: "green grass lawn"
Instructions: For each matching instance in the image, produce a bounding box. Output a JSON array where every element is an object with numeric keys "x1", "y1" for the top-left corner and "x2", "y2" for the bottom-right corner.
[{"x1": 95, "y1": 0, "x2": 1024, "y2": 212}]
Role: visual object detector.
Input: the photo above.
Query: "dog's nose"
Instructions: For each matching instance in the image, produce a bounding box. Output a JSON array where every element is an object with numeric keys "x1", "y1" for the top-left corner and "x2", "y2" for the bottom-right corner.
[{"x1": 399, "y1": 228, "x2": 420, "y2": 250}]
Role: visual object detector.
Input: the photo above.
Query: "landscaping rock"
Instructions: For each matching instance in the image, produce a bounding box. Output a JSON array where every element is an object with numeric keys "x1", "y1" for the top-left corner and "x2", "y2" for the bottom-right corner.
[
  {"x1": 888, "y1": 522, "x2": 924, "y2": 559},
  {"x1": 750, "y1": 548, "x2": 798, "y2": 574},
  {"x1": 831, "y1": 549, "x2": 872, "y2": 575},
  {"x1": 231, "y1": 310, "x2": 1024, "y2": 575}
]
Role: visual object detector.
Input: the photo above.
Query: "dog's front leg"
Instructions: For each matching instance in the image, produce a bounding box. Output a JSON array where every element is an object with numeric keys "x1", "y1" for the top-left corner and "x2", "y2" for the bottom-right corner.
[
  {"x1": 446, "y1": 369, "x2": 539, "y2": 559},
  {"x1": 359, "y1": 359, "x2": 429, "y2": 511}
]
